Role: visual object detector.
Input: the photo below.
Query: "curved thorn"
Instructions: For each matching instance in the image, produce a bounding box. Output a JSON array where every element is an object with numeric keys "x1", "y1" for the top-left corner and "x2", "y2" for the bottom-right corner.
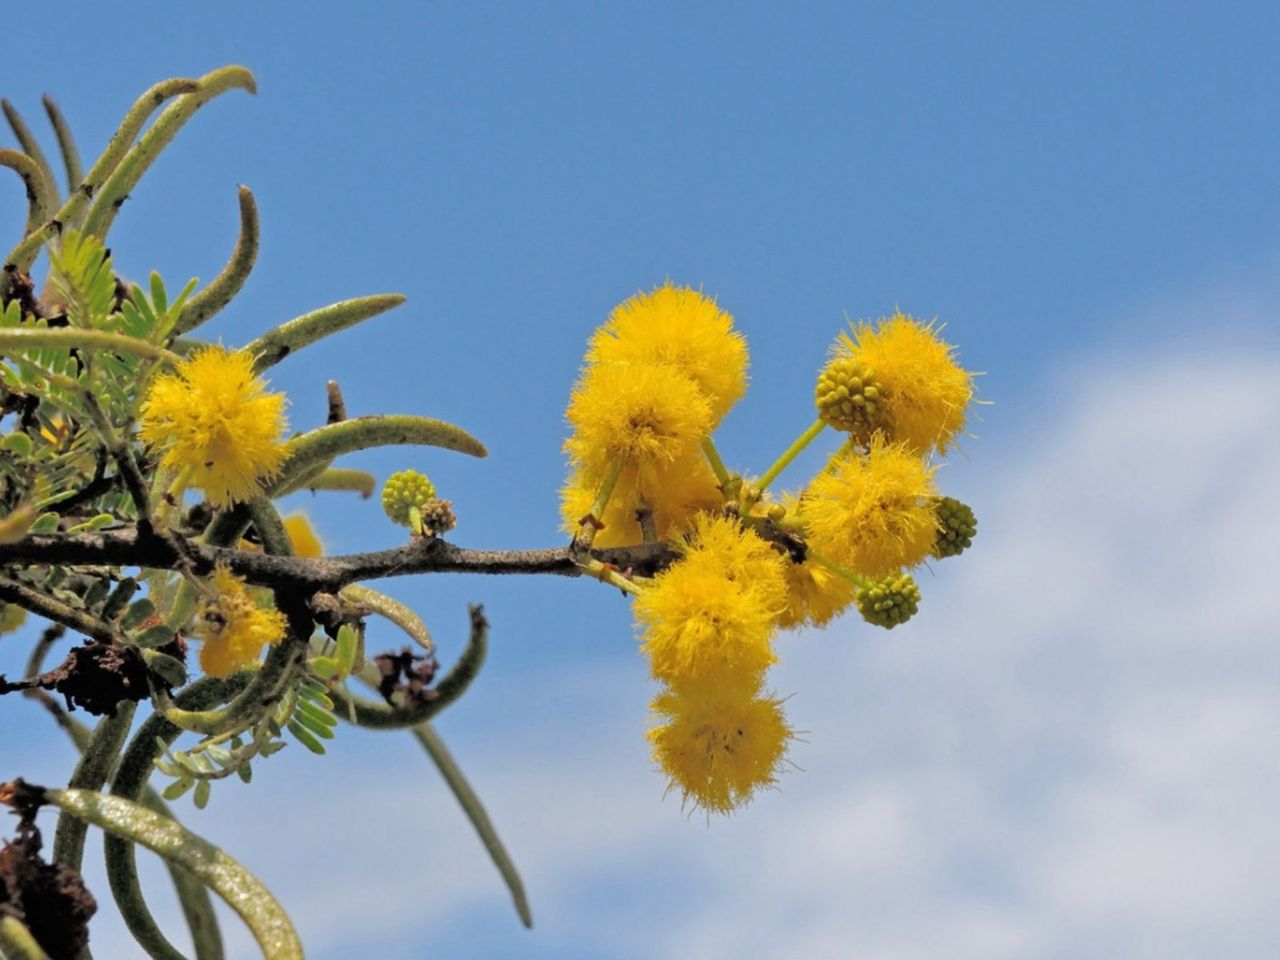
[
  {"x1": 412, "y1": 722, "x2": 533, "y2": 928},
  {"x1": 342, "y1": 583, "x2": 433, "y2": 654},
  {"x1": 1, "y1": 100, "x2": 57, "y2": 201},
  {"x1": 0, "y1": 148, "x2": 57, "y2": 273},
  {"x1": 244, "y1": 293, "x2": 406, "y2": 373},
  {"x1": 41, "y1": 95, "x2": 83, "y2": 195},
  {"x1": 6, "y1": 78, "x2": 200, "y2": 266},
  {"x1": 175, "y1": 186, "x2": 259, "y2": 335},
  {"x1": 40, "y1": 787, "x2": 304, "y2": 959},
  {"x1": 82, "y1": 66, "x2": 257, "y2": 241},
  {"x1": 270, "y1": 415, "x2": 486, "y2": 498},
  {"x1": 331, "y1": 604, "x2": 487, "y2": 728}
]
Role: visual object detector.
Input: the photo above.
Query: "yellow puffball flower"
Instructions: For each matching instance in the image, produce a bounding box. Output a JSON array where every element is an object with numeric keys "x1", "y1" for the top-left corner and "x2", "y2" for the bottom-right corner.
[
  {"x1": 283, "y1": 513, "x2": 324, "y2": 558},
  {"x1": 835, "y1": 312, "x2": 974, "y2": 455},
  {"x1": 636, "y1": 515, "x2": 787, "y2": 692},
  {"x1": 560, "y1": 449, "x2": 722, "y2": 548},
  {"x1": 197, "y1": 568, "x2": 288, "y2": 678},
  {"x1": 637, "y1": 560, "x2": 778, "y2": 692},
  {"x1": 139, "y1": 347, "x2": 288, "y2": 507},
  {"x1": 587, "y1": 283, "x2": 748, "y2": 425},
  {"x1": 800, "y1": 437, "x2": 940, "y2": 578},
  {"x1": 647, "y1": 685, "x2": 792, "y2": 815},
  {"x1": 776, "y1": 556, "x2": 857, "y2": 630},
  {"x1": 565, "y1": 360, "x2": 711, "y2": 479}
]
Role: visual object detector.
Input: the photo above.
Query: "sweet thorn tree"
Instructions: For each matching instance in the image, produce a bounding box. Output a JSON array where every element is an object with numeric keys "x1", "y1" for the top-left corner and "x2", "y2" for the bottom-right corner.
[{"x1": 0, "y1": 67, "x2": 980, "y2": 960}]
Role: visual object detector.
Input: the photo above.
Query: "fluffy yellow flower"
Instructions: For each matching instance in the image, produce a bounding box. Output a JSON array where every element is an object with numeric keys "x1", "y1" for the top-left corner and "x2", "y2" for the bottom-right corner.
[
  {"x1": 197, "y1": 568, "x2": 288, "y2": 678},
  {"x1": 283, "y1": 512, "x2": 324, "y2": 558},
  {"x1": 587, "y1": 283, "x2": 748, "y2": 425},
  {"x1": 139, "y1": 347, "x2": 288, "y2": 507},
  {"x1": 776, "y1": 555, "x2": 857, "y2": 629},
  {"x1": 647, "y1": 685, "x2": 792, "y2": 814},
  {"x1": 835, "y1": 312, "x2": 974, "y2": 454},
  {"x1": 636, "y1": 515, "x2": 786, "y2": 692},
  {"x1": 560, "y1": 449, "x2": 723, "y2": 547},
  {"x1": 565, "y1": 360, "x2": 711, "y2": 480},
  {"x1": 800, "y1": 437, "x2": 940, "y2": 577}
]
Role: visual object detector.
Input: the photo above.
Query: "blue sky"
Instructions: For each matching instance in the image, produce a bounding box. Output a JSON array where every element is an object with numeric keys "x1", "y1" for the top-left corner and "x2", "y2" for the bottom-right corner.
[{"x1": 2, "y1": 3, "x2": 1280, "y2": 958}]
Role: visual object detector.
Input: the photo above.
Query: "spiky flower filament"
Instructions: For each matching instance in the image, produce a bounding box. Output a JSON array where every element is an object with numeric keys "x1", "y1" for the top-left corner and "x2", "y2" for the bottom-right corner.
[
  {"x1": 647, "y1": 685, "x2": 792, "y2": 815},
  {"x1": 587, "y1": 282, "x2": 749, "y2": 425},
  {"x1": 197, "y1": 568, "x2": 288, "y2": 678},
  {"x1": 138, "y1": 346, "x2": 287, "y2": 507},
  {"x1": 636, "y1": 515, "x2": 787, "y2": 692},
  {"x1": 799, "y1": 436, "x2": 940, "y2": 578},
  {"x1": 834, "y1": 311, "x2": 974, "y2": 454},
  {"x1": 565, "y1": 360, "x2": 712, "y2": 483}
]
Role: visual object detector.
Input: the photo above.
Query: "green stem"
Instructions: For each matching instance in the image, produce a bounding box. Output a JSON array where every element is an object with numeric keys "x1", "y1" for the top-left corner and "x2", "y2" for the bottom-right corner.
[
  {"x1": 572, "y1": 457, "x2": 624, "y2": 551},
  {"x1": 32, "y1": 689, "x2": 225, "y2": 960},
  {"x1": 806, "y1": 548, "x2": 869, "y2": 590},
  {"x1": 45, "y1": 787, "x2": 303, "y2": 960},
  {"x1": 755, "y1": 417, "x2": 826, "y2": 497},
  {"x1": 155, "y1": 637, "x2": 303, "y2": 736},
  {"x1": 0, "y1": 148, "x2": 57, "y2": 272},
  {"x1": 0, "y1": 576, "x2": 119, "y2": 643},
  {"x1": 269, "y1": 415, "x2": 486, "y2": 496},
  {"x1": 244, "y1": 293, "x2": 406, "y2": 372},
  {"x1": 0, "y1": 916, "x2": 52, "y2": 960},
  {"x1": 174, "y1": 186, "x2": 259, "y2": 335},
  {"x1": 576, "y1": 556, "x2": 642, "y2": 596},
  {"x1": 105, "y1": 677, "x2": 246, "y2": 960},
  {"x1": 82, "y1": 66, "x2": 257, "y2": 240},
  {"x1": 0, "y1": 327, "x2": 180, "y2": 365},
  {"x1": 41, "y1": 95, "x2": 83, "y2": 195},
  {"x1": 411, "y1": 722, "x2": 533, "y2": 928},
  {"x1": 51, "y1": 701, "x2": 138, "y2": 869},
  {"x1": 700, "y1": 436, "x2": 732, "y2": 490}
]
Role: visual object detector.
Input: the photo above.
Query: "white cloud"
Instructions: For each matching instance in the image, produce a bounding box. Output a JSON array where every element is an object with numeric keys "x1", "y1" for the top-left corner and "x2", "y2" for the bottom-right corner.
[{"x1": 13, "y1": 340, "x2": 1280, "y2": 959}]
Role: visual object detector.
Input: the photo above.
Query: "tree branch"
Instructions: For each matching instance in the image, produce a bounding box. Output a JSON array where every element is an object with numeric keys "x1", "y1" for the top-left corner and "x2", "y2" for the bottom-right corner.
[{"x1": 0, "y1": 529, "x2": 677, "y2": 594}]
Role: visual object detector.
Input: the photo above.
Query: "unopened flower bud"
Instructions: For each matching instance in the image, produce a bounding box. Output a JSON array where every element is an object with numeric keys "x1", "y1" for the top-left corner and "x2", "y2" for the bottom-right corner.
[
  {"x1": 815, "y1": 357, "x2": 884, "y2": 436},
  {"x1": 932, "y1": 497, "x2": 976, "y2": 558},
  {"x1": 381, "y1": 470, "x2": 436, "y2": 528},
  {"x1": 856, "y1": 572, "x2": 920, "y2": 629}
]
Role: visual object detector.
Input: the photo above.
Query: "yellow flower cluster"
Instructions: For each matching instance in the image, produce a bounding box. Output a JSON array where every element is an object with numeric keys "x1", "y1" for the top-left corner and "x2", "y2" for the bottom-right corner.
[
  {"x1": 561, "y1": 282, "x2": 747, "y2": 546},
  {"x1": 139, "y1": 346, "x2": 288, "y2": 508},
  {"x1": 197, "y1": 568, "x2": 288, "y2": 678},
  {"x1": 563, "y1": 293, "x2": 978, "y2": 815}
]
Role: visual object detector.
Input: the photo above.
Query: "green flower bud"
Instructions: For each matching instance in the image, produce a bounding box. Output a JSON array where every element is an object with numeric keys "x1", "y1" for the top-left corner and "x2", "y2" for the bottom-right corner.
[
  {"x1": 381, "y1": 470, "x2": 436, "y2": 527},
  {"x1": 856, "y1": 572, "x2": 920, "y2": 629},
  {"x1": 815, "y1": 357, "x2": 884, "y2": 436},
  {"x1": 932, "y1": 496, "x2": 976, "y2": 559}
]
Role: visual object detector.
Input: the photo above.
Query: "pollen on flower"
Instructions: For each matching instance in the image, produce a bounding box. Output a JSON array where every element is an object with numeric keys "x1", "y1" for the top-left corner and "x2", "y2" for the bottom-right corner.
[
  {"x1": 647, "y1": 685, "x2": 792, "y2": 815},
  {"x1": 565, "y1": 360, "x2": 711, "y2": 478},
  {"x1": 559, "y1": 450, "x2": 722, "y2": 548},
  {"x1": 586, "y1": 282, "x2": 749, "y2": 425},
  {"x1": 636, "y1": 515, "x2": 787, "y2": 692},
  {"x1": 800, "y1": 437, "x2": 940, "y2": 578},
  {"x1": 197, "y1": 568, "x2": 288, "y2": 678},
  {"x1": 138, "y1": 346, "x2": 287, "y2": 508},
  {"x1": 835, "y1": 311, "x2": 974, "y2": 454}
]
